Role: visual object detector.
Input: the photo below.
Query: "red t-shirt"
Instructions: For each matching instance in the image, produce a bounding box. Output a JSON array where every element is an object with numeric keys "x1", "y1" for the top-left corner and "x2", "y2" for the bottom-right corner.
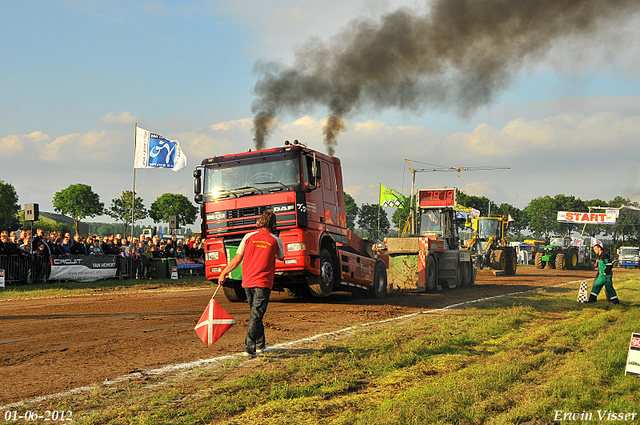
[{"x1": 237, "y1": 229, "x2": 284, "y2": 289}]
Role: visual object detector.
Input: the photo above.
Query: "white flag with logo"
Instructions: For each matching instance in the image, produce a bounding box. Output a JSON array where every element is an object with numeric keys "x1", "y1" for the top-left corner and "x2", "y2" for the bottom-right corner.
[{"x1": 134, "y1": 127, "x2": 187, "y2": 172}]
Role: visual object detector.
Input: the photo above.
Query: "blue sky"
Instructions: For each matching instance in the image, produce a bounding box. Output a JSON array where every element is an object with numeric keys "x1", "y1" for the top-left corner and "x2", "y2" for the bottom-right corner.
[{"x1": 2, "y1": 0, "x2": 640, "y2": 230}]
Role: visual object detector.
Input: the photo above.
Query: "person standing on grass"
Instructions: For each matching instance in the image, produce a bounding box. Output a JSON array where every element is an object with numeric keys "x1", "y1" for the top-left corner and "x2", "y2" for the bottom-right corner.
[
  {"x1": 588, "y1": 244, "x2": 619, "y2": 304},
  {"x1": 218, "y1": 210, "x2": 284, "y2": 357}
]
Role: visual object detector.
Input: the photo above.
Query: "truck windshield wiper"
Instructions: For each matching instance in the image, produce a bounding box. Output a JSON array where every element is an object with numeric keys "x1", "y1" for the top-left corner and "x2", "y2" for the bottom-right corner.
[
  {"x1": 253, "y1": 181, "x2": 291, "y2": 191},
  {"x1": 231, "y1": 185, "x2": 264, "y2": 195},
  {"x1": 212, "y1": 189, "x2": 238, "y2": 199}
]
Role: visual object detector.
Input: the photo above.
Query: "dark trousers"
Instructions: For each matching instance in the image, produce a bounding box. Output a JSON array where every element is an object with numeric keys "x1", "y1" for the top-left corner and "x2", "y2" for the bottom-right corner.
[{"x1": 244, "y1": 286, "x2": 271, "y2": 354}]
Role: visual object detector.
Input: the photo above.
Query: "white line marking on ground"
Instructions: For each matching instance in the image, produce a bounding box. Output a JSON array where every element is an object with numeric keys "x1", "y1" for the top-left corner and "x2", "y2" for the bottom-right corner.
[{"x1": 0, "y1": 279, "x2": 583, "y2": 410}]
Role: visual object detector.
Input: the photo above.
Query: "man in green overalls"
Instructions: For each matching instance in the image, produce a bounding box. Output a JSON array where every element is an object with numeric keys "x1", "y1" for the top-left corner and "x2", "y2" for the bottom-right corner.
[{"x1": 587, "y1": 244, "x2": 619, "y2": 304}]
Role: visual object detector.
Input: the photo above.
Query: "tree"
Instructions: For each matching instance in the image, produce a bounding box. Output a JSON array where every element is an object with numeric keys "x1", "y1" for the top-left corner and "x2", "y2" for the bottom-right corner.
[
  {"x1": 344, "y1": 192, "x2": 359, "y2": 231},
  {"x1": 357, "y1": 203, "x2": 390, "y2": 240},
  {"x1": 392, "y1": 206, "x2": 411, "y2": 235},
  {"x1": 493, "y1": 203, "x2": 527, "y2": 238},
  {"x1": 107, "y1": 190, "x2": 148, "y2": 236},
  {"x1": 52, "y1": 184, "x2": 104, "y2": 234},
  {"x1": 458, "y1": 191, "x2": 492, "y2": 216},
  {"x1": 149, "y1": 193, "x2": 198, "y2": 227},
  {"x1": 0, "y1": 180, "x2": 20, "y2": 232},
  {"x1": 607, "y1": 196, "x2": 639, "y2": 245}
]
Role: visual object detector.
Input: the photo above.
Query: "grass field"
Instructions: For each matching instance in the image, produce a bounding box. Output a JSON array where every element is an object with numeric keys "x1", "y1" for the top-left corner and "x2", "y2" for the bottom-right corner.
[{"x1": 5, "y1": 274, "x2": 640, "y2": 424}]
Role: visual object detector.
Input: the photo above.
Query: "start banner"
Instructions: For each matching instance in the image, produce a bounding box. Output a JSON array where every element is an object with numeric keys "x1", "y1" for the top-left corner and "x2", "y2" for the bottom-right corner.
[
  {"x1": 557, "y1": 211, "x2": 617, "y2": 225},
  {"x1": 49, "y1": 255, "x2": 118, "y2": 282}
]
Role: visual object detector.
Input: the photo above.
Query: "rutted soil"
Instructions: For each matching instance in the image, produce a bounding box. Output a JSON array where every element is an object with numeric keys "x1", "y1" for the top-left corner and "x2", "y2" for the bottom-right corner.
[{"x1": 0, "y1": 268, "x2": 612, "y2": 405}]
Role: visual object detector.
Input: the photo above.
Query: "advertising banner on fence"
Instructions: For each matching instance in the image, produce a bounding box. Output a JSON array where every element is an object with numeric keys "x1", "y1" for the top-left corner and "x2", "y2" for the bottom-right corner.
[
  {"x1": 49, "y1": 255, "x2": 118, "y2": 282},
  {"x1": 557, "y1": 211, "x2": 617, "y2": 225}
]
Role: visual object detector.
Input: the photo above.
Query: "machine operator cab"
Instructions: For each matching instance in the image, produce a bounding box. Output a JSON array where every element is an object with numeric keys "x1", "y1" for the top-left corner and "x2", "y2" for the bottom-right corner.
[{"x1": 420, "y1": 211, "x2": 443, "y2": 234}]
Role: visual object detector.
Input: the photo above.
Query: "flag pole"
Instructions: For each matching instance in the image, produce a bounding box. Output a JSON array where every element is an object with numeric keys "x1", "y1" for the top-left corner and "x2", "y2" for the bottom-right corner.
[
  {"x1": 131, "y1": 123, "x2": 137, "y2": 240},
  {"x1": 377, "y1": 183, "x2": 381, "y2": 241}
]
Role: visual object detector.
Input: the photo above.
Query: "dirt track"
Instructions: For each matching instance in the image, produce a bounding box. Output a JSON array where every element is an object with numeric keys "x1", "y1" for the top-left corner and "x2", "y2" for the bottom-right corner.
[{"x1": 0, "y1": 268, "x2": 609, "y2": 405}]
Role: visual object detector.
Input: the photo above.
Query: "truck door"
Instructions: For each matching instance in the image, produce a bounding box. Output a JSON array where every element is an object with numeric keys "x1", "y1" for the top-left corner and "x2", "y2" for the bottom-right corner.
[{"x1": 321, "y1": 161, "x2": 341, "y2": 234}]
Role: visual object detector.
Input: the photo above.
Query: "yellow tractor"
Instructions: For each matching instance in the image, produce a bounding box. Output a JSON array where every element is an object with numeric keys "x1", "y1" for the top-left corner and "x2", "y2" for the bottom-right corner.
[{"x1": 465, "y1": 216, "x2": 517, "y2": 275}]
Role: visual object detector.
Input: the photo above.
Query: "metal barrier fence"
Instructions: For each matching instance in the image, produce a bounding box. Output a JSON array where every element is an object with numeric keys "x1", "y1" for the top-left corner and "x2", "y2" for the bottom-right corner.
[
  {"x1": 0, "y1": 254, "x2": 204, "y2": 285},
  {"x1": 0, "y1": 254, "x2": 50, "y2": 284}
]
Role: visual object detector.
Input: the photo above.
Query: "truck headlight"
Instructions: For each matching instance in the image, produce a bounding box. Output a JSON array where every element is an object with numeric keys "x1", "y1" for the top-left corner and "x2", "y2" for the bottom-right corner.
[
  {"x1": 286, "y1": 242, "x2": 306, "y2": 252},
  {"x1": 206, "y1": 251, "x2": 219, "y2": 261}
]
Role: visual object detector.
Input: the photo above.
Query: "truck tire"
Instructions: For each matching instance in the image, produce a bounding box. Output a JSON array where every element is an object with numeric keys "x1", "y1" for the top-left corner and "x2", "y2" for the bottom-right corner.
[
  {"x1": 505, "y1": 248, "x2": 517, "y2": 276},
  {"x1": 223, "y1": 281, "x2": 247, "y2": 302},
  {"x1": 555, "y1": 253, "x2": 566, "y2": 270},
  {"x1": 425, "y1": 255, "x2": 437, "y2": 291},
  {"x1": 308, "y1": 248, "x2": 335, "y2": 297},
  {"x1": 490, "y1": 249, "x2": 506, "y2": 271},
  {"x1": 535, "y1": 252, "x2": 546, "y2": 269},
  {"x1": 368, "y1": 261, "x2": 388, "y2": 299},
  {"x1": 460, "y1": 260, "x2": 474, "y2": 287}
]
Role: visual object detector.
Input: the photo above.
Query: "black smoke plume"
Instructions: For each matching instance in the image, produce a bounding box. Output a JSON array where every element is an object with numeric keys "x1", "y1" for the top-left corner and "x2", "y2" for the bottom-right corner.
[{"x1": 251, "y1": 0, "x2": 640, "y2": 155}]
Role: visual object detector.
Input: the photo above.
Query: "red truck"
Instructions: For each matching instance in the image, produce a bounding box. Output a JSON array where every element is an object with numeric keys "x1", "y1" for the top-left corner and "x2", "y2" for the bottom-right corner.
[{"x1": 193, "y1": 139, "x2": 388, "y2": 302}]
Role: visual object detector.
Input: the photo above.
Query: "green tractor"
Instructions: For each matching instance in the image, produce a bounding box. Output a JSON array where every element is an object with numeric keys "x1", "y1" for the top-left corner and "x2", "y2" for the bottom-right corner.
[{"x1": 534, "y1": 236, "x2": 591, "y2": 270}]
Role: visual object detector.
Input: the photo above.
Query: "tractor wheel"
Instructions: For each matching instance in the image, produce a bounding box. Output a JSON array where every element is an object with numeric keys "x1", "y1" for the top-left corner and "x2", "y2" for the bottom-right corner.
[
  {"x1": 490, "y1": 249, "x2": 506, "y2": 271},
  {"x1": 567, "y1": 249, "x2": 578, "y2": 270},
  {"x1": 223, "y1": 281, "x2": 247, "y2": 302},
  {"x1": 308, "y1": 248, "x2": 335, "y2": 297},
  {"x1": 425, "y1": 255, "x2": 437, "y2": 291},
  {"x1": 505, "y1": 248, "x2": 517, "y2": 276},
  {"x1": 555, "y1": 253, "x2": 567, "y2": 270},
  {"x1": 368, "y1": 261, "x2": 388, "y2": 299},
  {"x1": 535, "y1": 252, "x2": 546, "y2": 269}
]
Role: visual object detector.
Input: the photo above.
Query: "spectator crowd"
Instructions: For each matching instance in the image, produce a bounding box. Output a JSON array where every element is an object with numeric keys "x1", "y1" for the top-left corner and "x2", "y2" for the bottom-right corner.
[{"x1": 0, "y1": 228, "x2": 204, "y2": 284}]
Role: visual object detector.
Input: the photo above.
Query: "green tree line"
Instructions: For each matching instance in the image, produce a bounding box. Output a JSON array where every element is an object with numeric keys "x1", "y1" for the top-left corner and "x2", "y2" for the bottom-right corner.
[{"x1": 0, "y1": 180, "x2": 198, "y2": 237}]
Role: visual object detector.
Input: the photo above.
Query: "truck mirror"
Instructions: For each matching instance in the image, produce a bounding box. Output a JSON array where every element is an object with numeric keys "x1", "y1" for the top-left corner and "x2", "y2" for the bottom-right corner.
[{"x1": 193, "y1": 167, "x2": 202, "y2": 203}]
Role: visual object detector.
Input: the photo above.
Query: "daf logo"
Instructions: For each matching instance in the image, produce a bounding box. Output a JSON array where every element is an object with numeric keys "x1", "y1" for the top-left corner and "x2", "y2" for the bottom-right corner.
[{"x1": 273, "y1": 204, "x2": 294, "y2": 212}]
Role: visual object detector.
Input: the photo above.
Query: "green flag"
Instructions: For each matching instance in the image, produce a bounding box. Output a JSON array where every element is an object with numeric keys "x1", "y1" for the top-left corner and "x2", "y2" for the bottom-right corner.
[{"x1": 380, "y1": 185, "x2": 407, "y2": 208}]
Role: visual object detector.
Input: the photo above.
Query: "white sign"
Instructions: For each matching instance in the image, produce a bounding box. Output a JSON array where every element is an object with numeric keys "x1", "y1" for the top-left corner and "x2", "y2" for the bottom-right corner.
[
  {"x1": 626, "y1": 333, "x2": 640, "y2": 377},
  {"x1": 0, "y1": 269, "x2": 4, "y2": 289},
  {"x1": 607, "y1": 209, "x2": 620, "y2": 218},
  {"x1": 557, "y1": 211, "x2": 617, "y2": 225}
]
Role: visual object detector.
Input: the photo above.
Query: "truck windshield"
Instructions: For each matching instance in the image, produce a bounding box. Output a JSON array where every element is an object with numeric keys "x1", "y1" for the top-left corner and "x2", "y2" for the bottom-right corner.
[
  {"x1": 204, "y1": 155, "x2": 301, "y2": 200},
  {"x1": 621, "y1": 248, "x2": 639, "y2": 256}
]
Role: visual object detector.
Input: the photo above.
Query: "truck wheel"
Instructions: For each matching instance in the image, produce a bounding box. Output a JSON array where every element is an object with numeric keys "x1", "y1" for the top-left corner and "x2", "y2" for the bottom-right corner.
[
  {"x1": 555, "y1": 253, "x2": 566, "y2": 270},
  {"x1": 308, "y1": 248, "x2": 335, "y2": 297},
  {"x1": 460, "y1": 261, "x2": 473, "y2": 287},
  {"x1": 425, "y1": 255, "x2": 437, "y2": 291},
  {"x1": 490, "y1": 249, "x2": 506, "y2": 271},
  {"x1": 535, "y1": 252, "x2": 546, "y2": 269},
  {"x1": 368, "y1": 261, "x2": 388, "y2": 299},
  {"x1": 223, "y1": 281, "x2": 247, "y2": 302}
]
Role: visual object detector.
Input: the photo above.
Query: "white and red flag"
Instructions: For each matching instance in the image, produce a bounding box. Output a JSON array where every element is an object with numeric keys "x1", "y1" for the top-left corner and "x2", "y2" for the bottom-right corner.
[{"x1": 194, "y1": 298, "x2": 236, "y2": 346}]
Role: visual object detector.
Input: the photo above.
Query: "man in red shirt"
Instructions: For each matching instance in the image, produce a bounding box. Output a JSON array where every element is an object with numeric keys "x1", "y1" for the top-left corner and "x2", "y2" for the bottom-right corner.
[{"x1": 219, "y1": 211, "x2": 284, "y2": 357}]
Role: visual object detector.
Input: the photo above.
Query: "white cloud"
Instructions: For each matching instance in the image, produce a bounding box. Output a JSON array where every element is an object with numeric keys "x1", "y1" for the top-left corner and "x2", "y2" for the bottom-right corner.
[{"x1": 99, "y1": 111, "x2": 139, "y2": 127}]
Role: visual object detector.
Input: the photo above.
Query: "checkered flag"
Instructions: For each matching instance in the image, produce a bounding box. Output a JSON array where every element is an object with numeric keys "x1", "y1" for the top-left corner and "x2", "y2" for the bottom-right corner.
[{"x1": 577, "y1": 281, "x2": 589, "y2": 303}]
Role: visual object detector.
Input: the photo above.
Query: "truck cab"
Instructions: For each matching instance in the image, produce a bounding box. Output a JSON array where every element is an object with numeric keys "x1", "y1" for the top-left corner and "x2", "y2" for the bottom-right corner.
[
  {"x1": 193, "y1": 140, "x2": 387, "y2": 301},
  {"x1": 617, "y1": 246, "x2": 640, "y2": 268}
]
